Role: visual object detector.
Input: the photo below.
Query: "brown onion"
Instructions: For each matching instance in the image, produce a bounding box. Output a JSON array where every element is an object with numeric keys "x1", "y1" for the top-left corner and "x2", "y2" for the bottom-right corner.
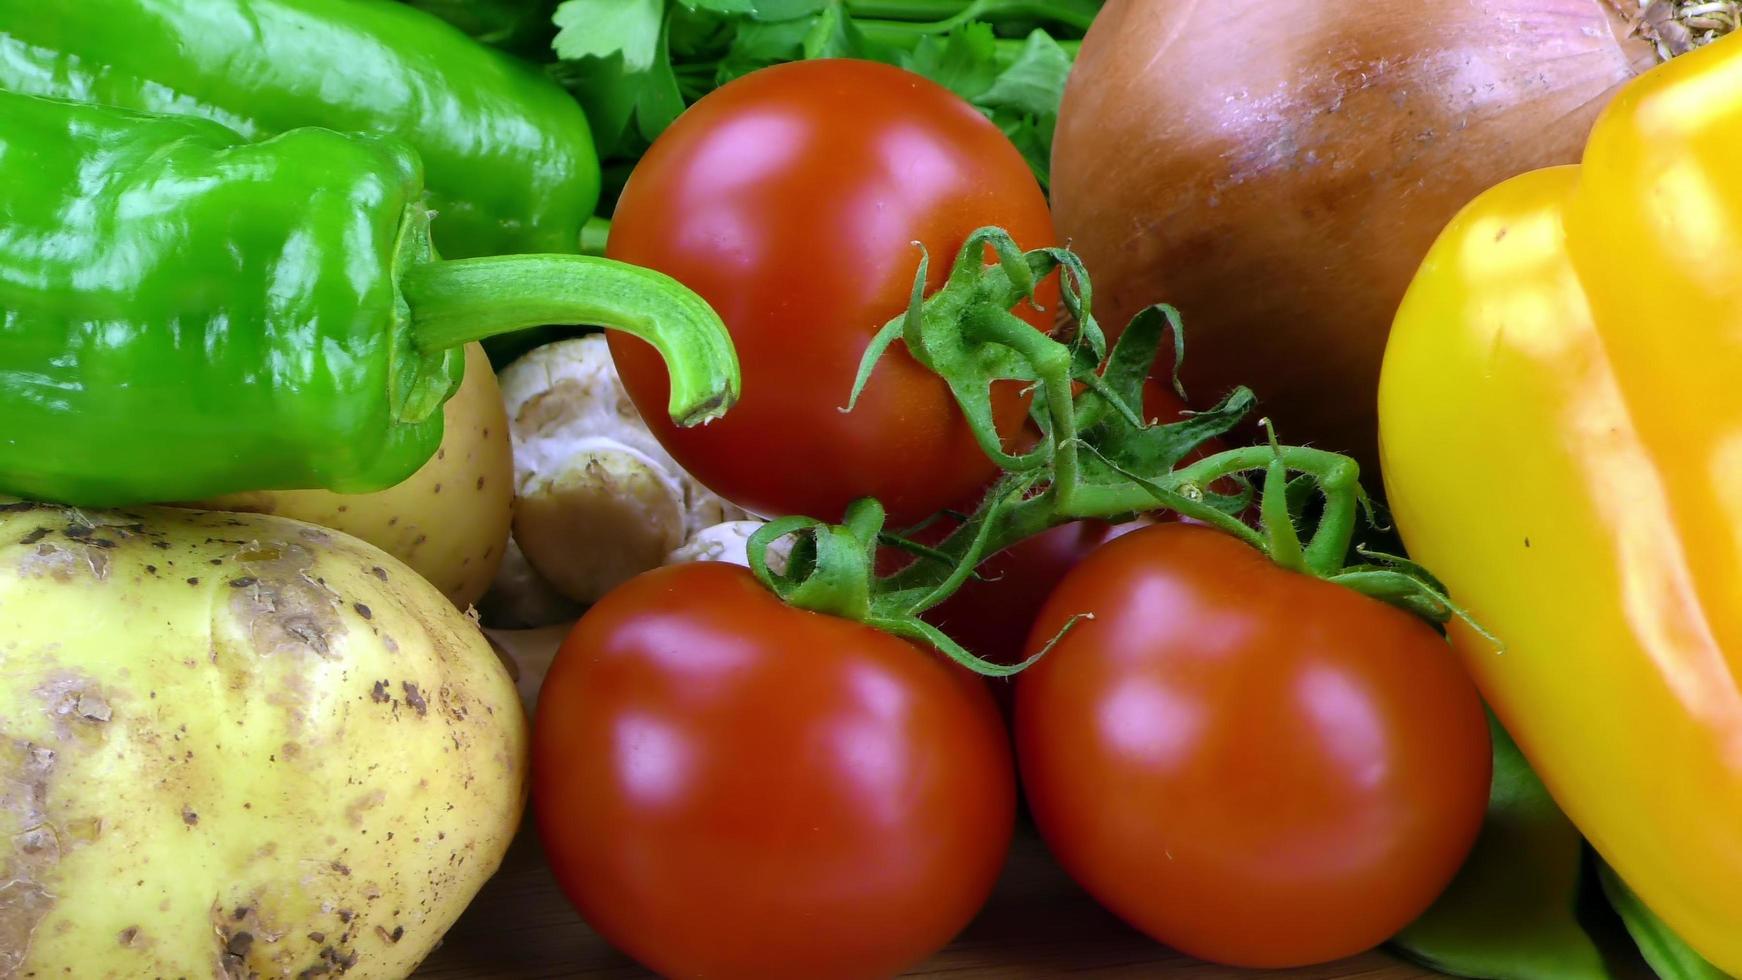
[{"x1": 1052, "y1": 0, "x2": 1677, "y2": 475}]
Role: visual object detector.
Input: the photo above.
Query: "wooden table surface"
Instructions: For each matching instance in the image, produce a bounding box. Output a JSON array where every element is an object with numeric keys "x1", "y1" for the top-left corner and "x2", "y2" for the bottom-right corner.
[{"x1": 416, "y1": 821, "x2": 1441, "y2": 980}]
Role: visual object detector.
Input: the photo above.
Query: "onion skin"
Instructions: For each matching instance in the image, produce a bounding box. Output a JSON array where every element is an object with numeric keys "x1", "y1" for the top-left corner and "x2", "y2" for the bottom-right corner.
[{"x1": 1052, "y1": 0, "x2": 1657, "y2": 474}]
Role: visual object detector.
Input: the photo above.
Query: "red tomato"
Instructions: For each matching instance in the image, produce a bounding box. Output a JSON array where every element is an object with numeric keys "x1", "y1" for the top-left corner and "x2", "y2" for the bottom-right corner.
[
  {"x1": 1015, "y1": 523, "x2": 1490, "y2": 968},
  {"x1": 607, "y1": 59, "x2": 1057, "y2": 524},
  {"x1": 533, "y1": 561, "x2": 1015, "y2": 980}
]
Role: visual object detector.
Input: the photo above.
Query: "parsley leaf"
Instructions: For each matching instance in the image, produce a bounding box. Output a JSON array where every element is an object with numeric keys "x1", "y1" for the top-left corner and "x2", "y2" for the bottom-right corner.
[
  {"x1": 553, "y1": 0, "x2": 664, "y2": 71},
  {"x1": 900, "y1": 21, "x2": 1000, "y2": 102},
  {"x1": 545, "y1": 0, "x2": 1105, "y2": 208},
  {"x1": 977, "y1": 29, "x2": 1073, "y2": 121},
  {"x1": 802, "y1": 5, "x2": 868, "y2": 59},
  {"x1": 680, "y1": 0, "x2": 758, "y2": 12}
]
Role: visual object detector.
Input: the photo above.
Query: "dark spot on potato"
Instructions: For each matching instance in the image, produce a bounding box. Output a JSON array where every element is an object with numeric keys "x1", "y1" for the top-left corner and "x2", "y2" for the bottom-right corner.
[
  {"x1": 187, "y1": 577, "x2": 201, "y2": 586},
  {"x1": 371, "y1": 566, "x2": 389, "y2": 582},
  {"x1": 91, "y1": 538, "x2": 116, "y2": 549},
  {"x1": 353, "y1": 603, "x2": 372, "y2": 621},
  {"x1": 433, "y1": 483, "x2": 442, "y2": 495},
  {"x1": 222, "y1": 544, "x2": 345, "y2": 663},
  {"x1": 376, "y1": 924, "x2": 405, "y2": 945},
  {"x1": 0, "y1": 740, "x2": 59, "y2": 973},
  {"x1": 219, "y1": 929, "x2": 255, "y2": 978},
  {"x1": 182, "y1": 805, "x2": 199, "y2": 827},
  {"x1": 371, "y1": 681, "x2": 391, "y2": 703},
  {"x1": 19, "y1": 540, "x2": 109, "y2": 582},
  {"x1": 152, "y1": 540, "x2": 171, "y2": 549},
  {"x1": 145, "y1": 564, "x2": 157, "y2": 575},
  {"x1": 209, "y1": 558, "x2": 224, "y2": 566},
  {"x1": 402, "y1": 683, "x2": 428, "y2": 717},
  {"x1": 0, "y1": 501, "x2": 38, "y2": 512},
  {"x1": 61, "y1": 526, "x2": 93, "y2": 540},
  {"x1": 476, "y1": 476, "x2": 485, "y2": 491},
  {"x1": 0, "y1": 880, "x2": 54, "y2": 973},
  {"x1": 117, "y1": 925, "x2": 139, "y2": 946},
  {"x1": 307, "y1": 932, "x2": 325, "y2": 944},
  {"x1": 18, "y1": 527, "x2": 48, "y2": 545}
]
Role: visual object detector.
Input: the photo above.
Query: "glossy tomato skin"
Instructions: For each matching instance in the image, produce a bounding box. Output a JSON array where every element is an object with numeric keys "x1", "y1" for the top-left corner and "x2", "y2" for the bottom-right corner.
[
  {"x1": 533, "y1": 561, "x2": 1015, "y2": 980},
  {"x1": 1016, "y1": 523, "x2": 1490, "y2": 968},
  {"x1": 607, "y1": 59, "x2": 1057, "y2": 524}
]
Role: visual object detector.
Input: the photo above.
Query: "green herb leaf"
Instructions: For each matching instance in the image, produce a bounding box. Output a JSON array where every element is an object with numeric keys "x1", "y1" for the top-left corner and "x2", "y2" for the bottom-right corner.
[
  {"x1": 635, "y1": 14, "x2": 690, "y2": 140},
  {"x1": 549, "y1": 53, "x2": 645, "y2": 155},
  {"x1": 551, "y1": 0, "x2": 1103, "y2": 206},
  {"x1": 718, "y1": 18, "x2": 814, "y2": 83},
  {"x1": 803, "y1": 4, "x2": 867, "y2": 59},
  {"x1": 977, "y1": 28, "x2": 1072, "y2": 119},
  {"x1": 998, "y1": 115, "x2": 1051, "y2": 187},
  {"x1": 749, "y1": 0, "x2": 832, "y2": 19},
  {"x1": 679, "y1": 0, "x2": 757, "y2": 12},
  {"x1": 901, "y1": 21, "x2": 1000, "y2": 102},
  {"x1": 553, "y1": 0, "x2": 667, "y2": 70}
]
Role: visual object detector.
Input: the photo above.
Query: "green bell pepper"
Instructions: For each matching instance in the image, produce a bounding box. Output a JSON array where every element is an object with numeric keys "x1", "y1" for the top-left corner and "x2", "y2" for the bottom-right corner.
[
  {"x1": 399, "y1": 0, "x2": 558, "y2": 53},
  {"x1": 0, "y1": 0, "x2": 597, "y2": 260},
  {"x1": 0, "y1": 90, "x2": 736, "y2": 507}
]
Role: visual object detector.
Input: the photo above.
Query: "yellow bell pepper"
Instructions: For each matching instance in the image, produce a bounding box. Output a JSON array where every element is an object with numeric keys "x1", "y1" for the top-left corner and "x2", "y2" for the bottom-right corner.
[{"x1": 1378, "y1": 32, "x2": 1742, "y2": 975}]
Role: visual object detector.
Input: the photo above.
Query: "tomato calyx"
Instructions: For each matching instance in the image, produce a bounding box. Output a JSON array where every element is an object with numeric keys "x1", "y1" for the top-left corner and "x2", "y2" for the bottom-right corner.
[{"x1": 750, "y1": 228, "x2": 1488, "y2": 672}]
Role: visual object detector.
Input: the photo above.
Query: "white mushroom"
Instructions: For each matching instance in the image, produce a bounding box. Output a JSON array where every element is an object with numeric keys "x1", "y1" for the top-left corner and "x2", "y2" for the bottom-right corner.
[
  {"x1": 496, "y1": 335, "x2": 747, "y2": 606},
  {"x1": 665, "y1": 520, "x2": 791, "y2": 572},
  {"x1": 475, "y1": 538, "x2": 585, "y2": 630}
]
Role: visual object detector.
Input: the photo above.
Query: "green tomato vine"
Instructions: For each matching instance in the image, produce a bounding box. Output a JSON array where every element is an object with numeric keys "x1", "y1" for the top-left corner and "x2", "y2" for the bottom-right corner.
[{"x1": 747, "y1": 227, "x2": 1485, "y2": 675}]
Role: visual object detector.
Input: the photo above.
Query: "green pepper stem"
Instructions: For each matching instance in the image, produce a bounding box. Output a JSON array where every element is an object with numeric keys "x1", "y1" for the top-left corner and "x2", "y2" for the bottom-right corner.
[{"x1": 401, "y1": 255, "x2": 740, "y2": 427}]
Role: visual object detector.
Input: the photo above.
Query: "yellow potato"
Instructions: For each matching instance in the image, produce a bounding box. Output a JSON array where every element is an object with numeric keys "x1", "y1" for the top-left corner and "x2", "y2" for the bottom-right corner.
[
  {"x1": 0, "y1": 501, "x2": 527, "y2": 979},
  {"x1": 203, "y1": 343, "x2": 513, "y2": 609}
]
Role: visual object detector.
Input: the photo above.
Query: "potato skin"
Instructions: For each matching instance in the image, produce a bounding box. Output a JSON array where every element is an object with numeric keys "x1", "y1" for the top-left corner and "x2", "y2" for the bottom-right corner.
[
  {"x1": 0, "y1": 501, "x2": 527, "y2": 979},
  {"x1": 203, "y1": 343, "x2": 514, "y2": 609}
]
